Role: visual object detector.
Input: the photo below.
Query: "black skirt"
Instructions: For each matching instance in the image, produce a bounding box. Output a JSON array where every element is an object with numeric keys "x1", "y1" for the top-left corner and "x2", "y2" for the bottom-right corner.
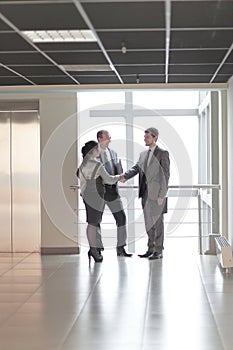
[{"x1": 83, "y1": 177, "x2": 105, "y2": 224}]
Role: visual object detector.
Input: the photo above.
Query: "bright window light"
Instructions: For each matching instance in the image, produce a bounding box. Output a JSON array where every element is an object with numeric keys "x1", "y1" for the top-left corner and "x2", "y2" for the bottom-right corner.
[{"x1": 22, "y1": 30, "x2": 97, "y2": 42}]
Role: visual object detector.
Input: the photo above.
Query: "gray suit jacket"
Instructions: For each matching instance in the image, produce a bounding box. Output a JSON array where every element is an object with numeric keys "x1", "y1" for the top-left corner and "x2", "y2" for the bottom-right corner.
[
  {"x1": 99, "y1": 148, "x2": 123, "y2": 175},
  {"x1": 124, "y1": 145, "x2": 170, "y2": 200}
]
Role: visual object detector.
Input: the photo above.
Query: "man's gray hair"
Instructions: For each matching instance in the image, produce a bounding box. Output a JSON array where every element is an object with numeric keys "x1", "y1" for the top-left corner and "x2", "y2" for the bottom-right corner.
[{"x1": 145, "y1": 127, "x2": 159, "y2": 137}]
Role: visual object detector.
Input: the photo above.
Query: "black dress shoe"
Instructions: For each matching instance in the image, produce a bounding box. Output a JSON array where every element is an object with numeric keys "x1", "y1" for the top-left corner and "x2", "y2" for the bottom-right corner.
[
  {"x1": 149, "y1": 252, "x2": 163, "y2": 260},
  {"x1": 138, "y1": 251, "x2": 153, "y2": 258},
  {"x1": 117, "y1": 247, "x2": 133, "y2": 257}
]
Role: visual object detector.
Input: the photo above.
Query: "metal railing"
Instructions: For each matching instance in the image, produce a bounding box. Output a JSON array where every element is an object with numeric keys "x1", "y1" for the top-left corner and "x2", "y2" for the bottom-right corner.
[
  {"x1": 70, "y1": 184, "x2": 221, "y2": 254},
  {"x1": 168, "y1": 185, "x2": 220, "y2": 254}
]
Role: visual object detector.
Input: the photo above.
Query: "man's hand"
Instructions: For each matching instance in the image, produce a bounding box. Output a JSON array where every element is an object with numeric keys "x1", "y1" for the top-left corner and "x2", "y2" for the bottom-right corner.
[
  {"x1": 119, "y1": 174, "x2": 125, "y2": 182},
  {"x1": 157, "y1": 197, "x2": 163, "y2": 206}
]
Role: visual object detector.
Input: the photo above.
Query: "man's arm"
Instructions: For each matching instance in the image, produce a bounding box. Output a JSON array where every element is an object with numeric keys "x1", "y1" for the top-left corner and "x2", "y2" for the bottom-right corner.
[
  {"x1": 98, "y1": 163, "x2": 120, "y2": 184},
  {"x1": 124, "y1": 162, "x2": 140, "y2": 180},
  {"x1": 158, "y1": 150, "x2": 170, "y2": 198}
]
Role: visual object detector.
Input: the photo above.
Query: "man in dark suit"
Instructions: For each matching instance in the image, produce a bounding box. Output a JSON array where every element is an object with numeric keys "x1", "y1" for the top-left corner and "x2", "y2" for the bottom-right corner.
[
  {"x1": 97, "y1": 130, "x2": 132, "y2": 257},
  {"x1": 123, "y1": 127, "x2": 170, "y2": 259}
]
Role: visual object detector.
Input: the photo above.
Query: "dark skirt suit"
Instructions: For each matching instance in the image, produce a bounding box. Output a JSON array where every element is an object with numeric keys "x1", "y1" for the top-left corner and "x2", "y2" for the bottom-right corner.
[
  {"x1": 78, "y1": 158, "x2": 120, "y2": 248},
  {"x1": 83, "y1": 176, "x2": 105, "y2": 225}
]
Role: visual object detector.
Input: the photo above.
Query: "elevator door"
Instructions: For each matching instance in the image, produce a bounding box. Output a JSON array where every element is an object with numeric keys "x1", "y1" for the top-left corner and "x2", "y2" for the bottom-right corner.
[{"x1": 0, "y1": 101, "x2": 40, "y2": 252}]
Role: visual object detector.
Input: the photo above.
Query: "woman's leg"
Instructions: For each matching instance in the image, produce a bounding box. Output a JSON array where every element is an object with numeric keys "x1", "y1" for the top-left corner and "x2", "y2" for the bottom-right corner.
[
  {"x1": 86, "y1": 223, "x2": 98, "y2": 247},
  {"x1": 86, "y1": 223, "x2": 103, "y2": 262},
  {"x1": 83, "y1": 196, "x2": 104, "y2": 262}
]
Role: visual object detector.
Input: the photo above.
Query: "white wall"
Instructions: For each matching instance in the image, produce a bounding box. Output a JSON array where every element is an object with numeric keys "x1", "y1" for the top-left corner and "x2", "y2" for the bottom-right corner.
[
  {"x1": 0, "y1": 92, "x2": 78, "y2": 253},
  {"x1": 227, "y1": 76, "x2": 233, "y2": 246},
  {"x1": 1, "y1": 83, "x2": 232, "y2": 252}
]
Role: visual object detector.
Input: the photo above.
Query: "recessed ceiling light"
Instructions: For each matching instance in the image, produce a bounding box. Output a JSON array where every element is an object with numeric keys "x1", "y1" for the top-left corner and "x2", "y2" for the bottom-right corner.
[
  {"x1": 61, "y1": 65, "x2": 113, "y2": 72},
  {"x1": 22, "y1": 30, "x2": 97, "y2": 43}
]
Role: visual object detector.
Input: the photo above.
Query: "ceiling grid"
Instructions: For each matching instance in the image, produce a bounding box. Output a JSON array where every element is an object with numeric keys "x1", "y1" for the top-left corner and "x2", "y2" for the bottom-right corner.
[{"x1": 0, "y1": 0, "x2": 232, "y2": 86}]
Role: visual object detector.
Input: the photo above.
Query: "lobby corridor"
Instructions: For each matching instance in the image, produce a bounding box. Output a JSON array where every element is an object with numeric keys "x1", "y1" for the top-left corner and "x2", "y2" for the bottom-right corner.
[{"x1": 0, "y1": 238, "x2": 232, "y2": 350}]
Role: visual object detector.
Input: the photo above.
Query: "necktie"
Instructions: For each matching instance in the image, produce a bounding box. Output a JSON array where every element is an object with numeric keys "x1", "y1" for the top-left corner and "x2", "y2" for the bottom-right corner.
[
  {"x1": 144, "y1": 149, "x2": 151, "y2": 173},
  {"x1": 139, "y1": 150, "x2": 151, "y2": 198},
  {"x1": 103, "y1": 150, "x2": 114, "y2": 175}
]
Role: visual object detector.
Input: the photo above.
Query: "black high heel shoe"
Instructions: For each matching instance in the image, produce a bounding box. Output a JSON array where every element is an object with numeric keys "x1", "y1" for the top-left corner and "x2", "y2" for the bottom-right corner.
[{"x1": 88, "y1": 248, "x2": 103, "y2": 263}]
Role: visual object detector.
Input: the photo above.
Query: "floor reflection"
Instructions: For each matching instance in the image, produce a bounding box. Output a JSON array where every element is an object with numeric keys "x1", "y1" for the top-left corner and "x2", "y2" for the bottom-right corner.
[{"x1": 0, "y1": 237, "x2": 232, "y2": 350}]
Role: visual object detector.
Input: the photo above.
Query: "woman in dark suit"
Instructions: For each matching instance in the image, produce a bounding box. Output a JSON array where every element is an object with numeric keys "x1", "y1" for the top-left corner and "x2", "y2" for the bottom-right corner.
[{"x1": 78, "y1": 141, "x2": 121, "y2": 263}]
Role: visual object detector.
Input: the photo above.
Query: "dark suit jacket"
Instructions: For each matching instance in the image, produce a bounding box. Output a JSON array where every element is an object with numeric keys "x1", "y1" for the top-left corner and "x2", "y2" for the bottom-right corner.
[
  {"x1": 97, "y1": 147, "x2": 123, "y2": 199},
  {"x1": 124, "y1": 145, "x2": 170, "y2": 201}
]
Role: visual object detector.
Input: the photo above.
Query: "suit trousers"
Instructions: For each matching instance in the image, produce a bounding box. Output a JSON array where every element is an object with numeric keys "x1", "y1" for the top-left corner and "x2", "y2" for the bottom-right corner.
[
  {"x1": 141, "y1": 196, "x2": 165, "y2": 253},
  {"x1": 104, "y1": 185, "x2": 127, "y2": 248}
]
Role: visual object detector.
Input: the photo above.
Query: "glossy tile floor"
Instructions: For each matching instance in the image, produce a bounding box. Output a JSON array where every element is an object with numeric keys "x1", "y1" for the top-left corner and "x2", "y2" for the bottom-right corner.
[{"x1": 0, "y1": 237, "x2": 233, "y2": 350}]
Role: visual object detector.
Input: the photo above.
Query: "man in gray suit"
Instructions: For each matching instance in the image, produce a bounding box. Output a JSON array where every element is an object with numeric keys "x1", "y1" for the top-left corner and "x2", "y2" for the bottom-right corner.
[
  {"x1": 123, "y1": 127, "x2": 170, "y2": 259},
  {"x1": 97, "y1": 130, "x2": 132, "y2": 257}
]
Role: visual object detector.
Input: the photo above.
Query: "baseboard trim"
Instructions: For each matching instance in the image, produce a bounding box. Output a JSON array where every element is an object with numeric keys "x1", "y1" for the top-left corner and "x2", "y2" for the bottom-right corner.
[{"x1": 41, "y1": 246, "x2": 80, "y2": 255}]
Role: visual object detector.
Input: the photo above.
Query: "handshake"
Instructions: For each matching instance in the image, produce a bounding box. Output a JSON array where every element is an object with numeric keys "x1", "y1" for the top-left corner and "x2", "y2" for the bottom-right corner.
[{"x1": 119, "y1": 174, "x2": 126, "y2": 183}]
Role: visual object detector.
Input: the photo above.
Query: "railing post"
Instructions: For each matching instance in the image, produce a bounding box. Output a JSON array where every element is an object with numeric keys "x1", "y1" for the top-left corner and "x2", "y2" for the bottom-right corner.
[
  {"x1": 71, "y1": 184, "x2": 220, "y2": 256},
  {"x1": 198, "y1": 189, "x2": 203, "y2": 255}
]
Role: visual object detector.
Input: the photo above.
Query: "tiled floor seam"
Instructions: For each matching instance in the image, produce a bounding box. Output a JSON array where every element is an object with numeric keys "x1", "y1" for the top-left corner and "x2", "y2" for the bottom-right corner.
[
  {"x1": 0, "y1": 255, "x2": 66, "y2": 329},
  {"x1": 139, "y1": 261, "x2": 153, "y2": 350},
  {"x1": 197, "y1": 257, "x2": 227, "y2": 350},
  {"x1": 57, "y1": 265, "x2": 105, "y2": 350}
]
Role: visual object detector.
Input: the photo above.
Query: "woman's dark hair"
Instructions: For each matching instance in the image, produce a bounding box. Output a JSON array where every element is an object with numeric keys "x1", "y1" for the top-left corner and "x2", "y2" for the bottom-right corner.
[{"x1": 81, "y1": 140, "x2": 98, "y2": 158}]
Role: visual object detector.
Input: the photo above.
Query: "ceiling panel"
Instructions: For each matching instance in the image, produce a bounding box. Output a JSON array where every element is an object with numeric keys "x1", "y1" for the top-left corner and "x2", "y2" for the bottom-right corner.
[
  {"x1": 0, "y1": 18, "x2": 12, "y2": 30},
  {"x1": 76, "y1": 75, "x2": 120, "y2": 84},
  {"x1": 83, "y1": 1, "x2": 165, "y2": 29},
  {"x1": 123, "y1": 75, "x2": 165, "y2": 84},
  {"x1": 169, "y1": 64, "x2": 218, "y2": 75},
  {"x1": 170, "y1": 30, "x2": 233, "y2": 49},
  {"x1": 0, "y1": 52, "x2": 52, "y2": 65},
  {"x1": 8, "y1": 65, "x2": 67, "y2": 76},
  {"x1": 98, "y1": 31, "x2": 165, "y2": 50},
  {"x1": 71, "y1": 71, "x2": 116, "y2": 76},
  {"x1": 219, "y1": 64, "x2": 233, "y2": 74},
  {"x1": 226, "y1": 52, "x2": 233, "y2": 63},
  {"x1": 0, "y1": 66, "x2": 17, "y2": 76},
  {"x1": 0, "y1": 76, "x2": 31, "y2": 85},
  {"x1": 212, "y1": 74, "x2": 233, "y2": 83},
  {"x1": 0, "y1": 32, "x2": 36, "y2": 51},
  {"x1": 0, "y1": 0, "x2": 232, "y2": 86},
  {"x1": 169, "y1": 75, "x2": 213, "y2": 83},
  {"x1": 26, "y1": 75, "x2": 77, "y2": 85},
  {"x1": 109, "y1": 51, "x2": 165, "y2": 64},
  {"x1": 117, "y1": 65, "x2": 165, "y2": 75},
  {"x1": 37, "y1": 42, "x2": 100, "y2": 51},
  {"x1": 172, "y1": 1, "x2": 233, "y2": 28},
  {"x1": 47, "y1": 52, "x2": 108, "y2": 65},
  {"x1": 0, "y1": 3, "x2": 88, "y2": 30},
  {"x1": 170, "y1": 50, "x2": 227, "y2": 64}
]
